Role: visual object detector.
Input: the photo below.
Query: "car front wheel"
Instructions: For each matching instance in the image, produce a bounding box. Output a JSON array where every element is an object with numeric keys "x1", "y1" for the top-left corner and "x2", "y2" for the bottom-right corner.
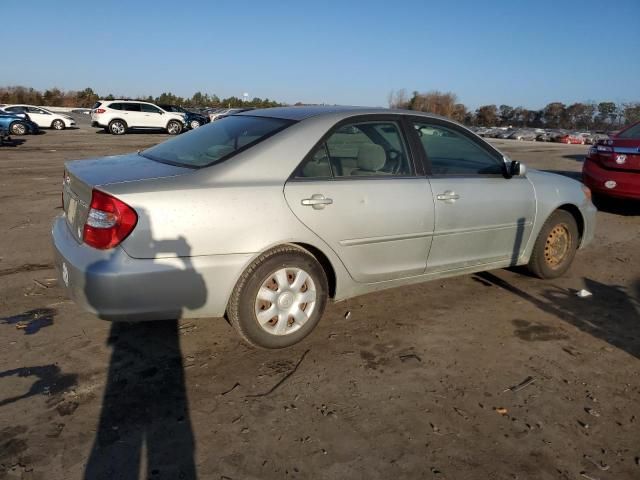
[
  {"x1": 527, "y1": 210, "x2": 579, "y2": 279},
  {"x1": 227, "y1": 246, "x2": 328, "y2": 348},
  {"x1": 52, "y1": 119, "x2": 65, "y2": 130},
  {"x1": 167, "y1": 120, "x2": 183, "y2": 135},
  {"x1": 189, "y1": 119, "x2": 201, "y2": 129}
]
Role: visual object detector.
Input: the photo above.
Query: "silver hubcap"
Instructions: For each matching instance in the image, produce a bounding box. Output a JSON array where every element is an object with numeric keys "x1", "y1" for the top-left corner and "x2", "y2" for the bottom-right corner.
[
  {"x1": 54, "y1": 121, "x2": 63, "y2": 129},
  {"x1": 190, "y1": 120, "x2": 200, "y2": 129},
  {"x1": 13, "y1": 124, "x2": 26, "y2": 134},
  {"x1": 254, "y1": 268, "x2": 316, "y2": 336},
  {"x1": 168, "y1": 122, "x2": 180, "y2": 134},
  {"x1": 111, "y1": 122, "x2": 125, "y2": 134}
]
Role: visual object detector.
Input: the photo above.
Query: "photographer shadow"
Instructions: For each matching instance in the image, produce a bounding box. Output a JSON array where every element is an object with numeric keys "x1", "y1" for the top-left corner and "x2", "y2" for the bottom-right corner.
[{"x1": 84, "y1": 208, "x2": 207, "y2": 480}]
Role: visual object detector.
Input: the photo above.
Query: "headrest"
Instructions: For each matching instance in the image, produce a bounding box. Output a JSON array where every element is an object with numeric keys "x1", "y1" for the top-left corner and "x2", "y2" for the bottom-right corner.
[{"x1": 357, "y1": 144, "x2": 386, "y2": 171}]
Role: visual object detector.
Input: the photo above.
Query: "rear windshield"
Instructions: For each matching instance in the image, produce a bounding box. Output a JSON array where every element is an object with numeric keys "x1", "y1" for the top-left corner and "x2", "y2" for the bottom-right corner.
[
  {"x1": 617, "y1": 123, "x2": 640, "y2": 139},
  {"x1": 141, "y1": 115, "x2": 293, "y2": 168},
  {"x1": 92, "y1": 102, "x2": 102, "y2": 109}
]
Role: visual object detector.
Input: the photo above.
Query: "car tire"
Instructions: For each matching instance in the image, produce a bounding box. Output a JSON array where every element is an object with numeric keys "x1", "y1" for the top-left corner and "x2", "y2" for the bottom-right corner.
[
  {"x1": 52, "y1": 119, "x2": 65, "y2": 130},
  {"x1": 189, "y1": 119, "x2": 201, "y2": 129},
  {"x1": 109, "y1": 120, "x2": 127, "y2": 135},
  {"x1": 227, "y1": 245, "x2": 328, "y2": 349},
  {"x1": 166, "y1": 120, "x2": 183, "y2": 135},
  {"x1": 10, "y1": 121, "x2": 27, "y2": 135},
  {"x1": 527, "y1": 210, "x2": 579, "y2": 279}
]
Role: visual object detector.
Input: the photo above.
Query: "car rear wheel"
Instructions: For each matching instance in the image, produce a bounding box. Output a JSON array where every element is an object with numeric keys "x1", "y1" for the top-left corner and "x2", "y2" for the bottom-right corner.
[
  {"x1": 527, "y1": 210, "x2": 579, "y2": 279},
  {"x1": 10, "y1": 121, "x2": 27, "y2": 135},
  {"x1": 167, "y1": 120, "x2": 182, "y2": 135},
  {"x1": 227, "y1": 245, "x2": 328, "y2": 348},
  {"x1": 109, "y1": 120, "x2": 127, "y2": 135},
  {"x1": 189, "y1": 119, "x2": 201, "y2": 129},
  {"x1": 52, "y1": 119, "x2": 65, "y2": 130}
]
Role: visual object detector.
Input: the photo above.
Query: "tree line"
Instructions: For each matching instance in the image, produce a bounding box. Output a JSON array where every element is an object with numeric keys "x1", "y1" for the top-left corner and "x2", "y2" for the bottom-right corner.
[
  {"x1": 389, "y1": 89, "x2": 640, "y2": 131},
  {"x1": 0, "y1": 86, "x2": 282, "y2": 109}
]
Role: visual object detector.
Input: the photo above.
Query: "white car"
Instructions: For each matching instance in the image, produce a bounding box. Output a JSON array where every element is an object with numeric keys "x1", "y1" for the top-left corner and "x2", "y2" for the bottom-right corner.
[
  {"x1": 2, "y1": 105, "x2": 76, "y2": 130},
  {"x1": 91, "y1": 100, "x2": 185, "y2": 135}
]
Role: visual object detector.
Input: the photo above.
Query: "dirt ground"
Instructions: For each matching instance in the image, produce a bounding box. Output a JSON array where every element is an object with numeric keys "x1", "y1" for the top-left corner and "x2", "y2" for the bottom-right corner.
[{"x1": 1, "y1": 118, "x2": 639, "y2": 480}]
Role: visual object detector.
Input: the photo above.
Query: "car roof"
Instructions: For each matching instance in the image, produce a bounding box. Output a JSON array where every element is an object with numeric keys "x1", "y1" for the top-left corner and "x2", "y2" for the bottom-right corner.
[{"x1": 237, "y1": 105, "x2": 445, "y2": 122}]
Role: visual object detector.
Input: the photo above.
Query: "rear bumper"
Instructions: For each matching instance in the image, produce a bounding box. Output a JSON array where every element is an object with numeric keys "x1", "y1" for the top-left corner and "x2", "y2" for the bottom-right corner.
[
  {"x1": 583, "y1": 159, "x2": 640, "y2": 200},
  {"x1": 91, "y1": 120, "x2": 107, "y2": 128},
  {"x1": 51, "y1": 216, "x2": 253, "y2": 321}
]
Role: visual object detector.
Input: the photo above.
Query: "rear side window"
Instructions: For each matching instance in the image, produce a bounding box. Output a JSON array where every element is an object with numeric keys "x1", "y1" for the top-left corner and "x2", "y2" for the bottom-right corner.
[
  {"x1": 108, "y1": 103, "x2": 122, "y2": 110},
  {"x1": 141, "y1": 115, "x2": 293, "y2": 168},
  {"x1": 92, "y1": 102, "x2": 102, "y2": 109},
  {"x1": 298, "y1": 121, "x2": 413, "y2": 178},
  {"x1": 618, "y1": 123, "x2": 640, "y2": 139}
]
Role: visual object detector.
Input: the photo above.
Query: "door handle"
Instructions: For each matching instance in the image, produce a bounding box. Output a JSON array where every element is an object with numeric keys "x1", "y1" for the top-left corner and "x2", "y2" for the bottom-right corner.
[
  {"x1": 301, "y1": 194, "x2": 333, "y2": 210},
  {"x1": 436, "y1": 191, "x2": 460, "y2": 202}
]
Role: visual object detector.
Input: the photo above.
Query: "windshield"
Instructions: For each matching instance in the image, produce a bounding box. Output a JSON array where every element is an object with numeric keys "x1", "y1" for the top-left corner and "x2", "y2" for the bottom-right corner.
[
  {"x1": 141, "y1": 115, "x2": 293, "y2": 168},
  {"x1": 617, "y1": 123, "x2": 640, "y2": 140}
]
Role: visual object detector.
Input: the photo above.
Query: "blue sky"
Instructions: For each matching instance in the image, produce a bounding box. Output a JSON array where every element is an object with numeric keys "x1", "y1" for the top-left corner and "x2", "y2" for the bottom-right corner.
[{"x1": 4, "y1": 0, "x2": 639, "y2": 109}]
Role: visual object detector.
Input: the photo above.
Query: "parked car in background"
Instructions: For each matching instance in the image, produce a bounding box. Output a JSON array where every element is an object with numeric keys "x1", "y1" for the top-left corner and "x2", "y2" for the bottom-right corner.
[
  {"x1": 53, "y1": 106, "x2": 595, "y2": 348},
  {"x1": 583, "y1": 120, "x2": 640, "y2": 200},
  {"x1": 209, "y1": 107, "x2": 255, "y2": 121},
  {"x1": 91, "y1": 100, "x2": 186, "y2": 135},
  {"x1": 497, "y1": 129, "x2": 515, "y2": 139},
  {"x1": 509, "y1": 129, "x2": 537, "y2": 141},
  {"x1": 555, "y1": 132, "x2": 585, "y2": 144},
  {"x1": 2, "y1": 105, "x2": 75, "y2": 130},
  {"x1": 0, "y1": 108, "x2": 40, "y2": 135},
  {"x1": 158, "y1": 104, "x2": 209, "y2": 130}
]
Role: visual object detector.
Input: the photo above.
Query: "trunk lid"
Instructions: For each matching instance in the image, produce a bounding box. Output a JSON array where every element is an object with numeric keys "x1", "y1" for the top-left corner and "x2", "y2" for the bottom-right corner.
[
  {"x1": 62, "y1": 153, "x2": 193, "y2": 243},
  {"x1": 598, "y1": 138, "x2": 640, "y2": 172}
]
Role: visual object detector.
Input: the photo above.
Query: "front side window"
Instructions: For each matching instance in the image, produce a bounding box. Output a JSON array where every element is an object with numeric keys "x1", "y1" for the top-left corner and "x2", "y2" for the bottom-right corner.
[
  {"x1": 141, "y1": 115, "x2": 292, "y2": 168},
  {"x1": 413, "y1": 122, "x2": 503, "y2": 175},
  {"x1": 299, "y1": 121, "x2": 412, "y2": 178},
  {"x1": 141, "y1": 104, "x2": 161, "y2": 113}
]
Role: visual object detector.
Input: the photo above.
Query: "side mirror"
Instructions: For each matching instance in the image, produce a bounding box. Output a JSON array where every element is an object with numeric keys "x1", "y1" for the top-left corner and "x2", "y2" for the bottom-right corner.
[{"x1": 509, "y1": 160, "x2": 526, "y2": 177}]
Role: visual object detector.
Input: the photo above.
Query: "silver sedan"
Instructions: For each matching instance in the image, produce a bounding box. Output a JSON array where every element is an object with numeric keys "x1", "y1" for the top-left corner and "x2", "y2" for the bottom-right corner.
[{"x1": 52, "y1": 107, "x2": 596, "y2": 348}]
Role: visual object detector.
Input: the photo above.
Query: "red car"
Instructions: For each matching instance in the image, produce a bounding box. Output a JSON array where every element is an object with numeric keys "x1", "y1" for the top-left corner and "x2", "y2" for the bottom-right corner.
[
  {"x1": 556, "y1": 133, "x2": 585, "y2": 144},
  {"x1": 582, "y1": 121, "x2": 640, "y2": 200}
]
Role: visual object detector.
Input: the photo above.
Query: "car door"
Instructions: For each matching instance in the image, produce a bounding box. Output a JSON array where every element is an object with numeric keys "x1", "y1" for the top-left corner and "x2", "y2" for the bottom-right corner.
[
  {"x1": 140, "y1": 103, "x2": 165, "y2": 128},
  {"x1": 122, "y1": 103, "x2": 144, "y2": 127},
  {"x1": 408, "y1": 119, "x2": 536, "y2": 273},
  {"x1": 26, "y1": 107, "x2": 53, "y2": 127},
  {"x1": 284, "y1": 117, "x2": 435, "y2": 283}
]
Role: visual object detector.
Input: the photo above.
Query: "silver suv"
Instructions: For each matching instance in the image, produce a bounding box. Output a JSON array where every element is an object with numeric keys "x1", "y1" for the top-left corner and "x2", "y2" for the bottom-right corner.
[{"x1": 91, "y1": 100, "x2": 185, "y2": 135}]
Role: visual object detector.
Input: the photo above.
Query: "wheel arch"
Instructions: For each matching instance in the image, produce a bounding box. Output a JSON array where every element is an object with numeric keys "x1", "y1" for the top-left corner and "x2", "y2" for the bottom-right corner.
[
  {"x1": 108, "y1": 118, "x2": 128, "y2": 128},
  {"x1": 555, "y1": 203, "x2": 585, "y2": 245},
  {"x1": 291, "y1": 242, "x2": 337, "y2": 299}
]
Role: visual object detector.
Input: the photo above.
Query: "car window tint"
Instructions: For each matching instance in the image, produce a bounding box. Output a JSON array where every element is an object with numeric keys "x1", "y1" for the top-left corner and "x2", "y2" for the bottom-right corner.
[
  {"x1": 6, "y1": 106, "x2": 22, "y2": 112},
  {"x1": 315, "y1": 121, "x2": 412, "y2": 177},
  {"x1": 141, "y1": 115, "x2": 292, "y2": 168},
  {"x1": 413, "y1": 122, "x2": 503, "y2": 175},
  {"x1": 617, "y1": 123, "x2": 640, "y2": 139},
  {"x1": 141, "y1": 104, "x2": 161, "y2": 113},
  {"x1": 123, "y1": 103, "x2": 141, "y2": 112},
  {"x1": 298, "y1": 144, "x2": 332, "y2": 178}
]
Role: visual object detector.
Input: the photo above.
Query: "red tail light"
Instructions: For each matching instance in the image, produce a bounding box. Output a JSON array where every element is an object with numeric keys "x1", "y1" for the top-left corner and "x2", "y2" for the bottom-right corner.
[
  {"x1": 83, "y1": 190, "x2": 137, "y2": 249},
  {"x1": 94, "y1": 109, "x2": 106, "y2": 114}
]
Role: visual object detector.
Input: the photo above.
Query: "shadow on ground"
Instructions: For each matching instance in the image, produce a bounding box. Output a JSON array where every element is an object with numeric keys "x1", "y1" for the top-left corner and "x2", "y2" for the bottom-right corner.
[{"x1": 476, "y1": 272, "x2": 640, "y2": 359}]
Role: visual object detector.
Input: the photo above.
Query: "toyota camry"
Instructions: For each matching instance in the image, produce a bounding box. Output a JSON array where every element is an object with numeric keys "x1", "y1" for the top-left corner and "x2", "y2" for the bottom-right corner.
[{"x1": 52, "y1": 107, "x2": 596, "y2": 348}]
